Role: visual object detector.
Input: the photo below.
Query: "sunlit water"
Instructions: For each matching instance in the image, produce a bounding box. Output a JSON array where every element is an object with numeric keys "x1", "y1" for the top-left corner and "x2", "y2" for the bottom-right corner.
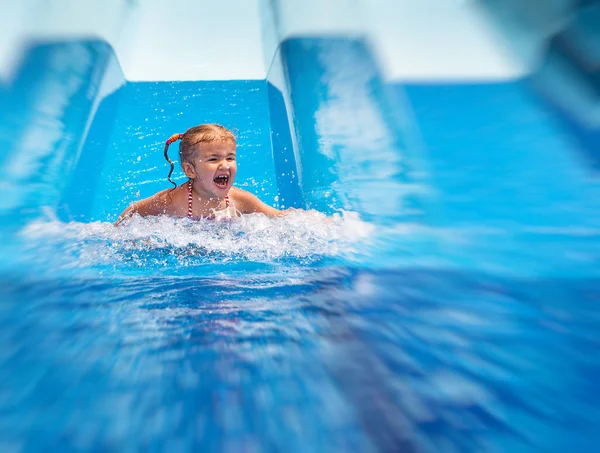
[{"x1": 1, "y1": 210, "x2": 599, "y2": 452}]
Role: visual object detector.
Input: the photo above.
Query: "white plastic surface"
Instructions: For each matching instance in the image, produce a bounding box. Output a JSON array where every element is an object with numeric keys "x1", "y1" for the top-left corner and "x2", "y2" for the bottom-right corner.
[{"x1": 1, "y1": 0, "x2": 537, "y2": 82}]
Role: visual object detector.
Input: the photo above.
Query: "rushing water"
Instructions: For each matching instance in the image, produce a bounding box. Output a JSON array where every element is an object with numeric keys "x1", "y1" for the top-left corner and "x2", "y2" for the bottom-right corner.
[
  {"x1": 17, "y1": 210, "x2": 372, "y2": 275},
  {"x1": 0, "y1": 210, "x2": 599, "y2": 452}
]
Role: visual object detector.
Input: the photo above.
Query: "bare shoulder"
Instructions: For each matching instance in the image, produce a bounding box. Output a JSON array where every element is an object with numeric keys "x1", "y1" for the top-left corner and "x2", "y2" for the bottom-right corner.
[
  {"x1": 228, "y1": 187, "x2": 261, "y2": 210},
  {"x1": 229, "y1": 187, "x2": 282, "y2": 217},
  {"x1": 115, "y1": 187, "x2": 183, "y2": 225},
  {"x1": 229, "y1": 187, "x2": 257, "y2": 203}
]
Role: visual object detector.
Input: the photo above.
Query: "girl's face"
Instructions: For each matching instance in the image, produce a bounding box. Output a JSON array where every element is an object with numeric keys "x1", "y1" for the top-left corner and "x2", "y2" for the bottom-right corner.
[{"x1": 183, "y1": 141, "x2": 237, "y2": 198}]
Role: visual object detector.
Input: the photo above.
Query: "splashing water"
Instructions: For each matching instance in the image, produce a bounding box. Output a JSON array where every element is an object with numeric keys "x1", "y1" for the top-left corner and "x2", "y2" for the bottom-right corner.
[
  {"x1": 16, "y1": 208, "x2": 600, "y2": 280},
  {"x1": 18, "y1": 210, "x2": 375, "y2": 276}
]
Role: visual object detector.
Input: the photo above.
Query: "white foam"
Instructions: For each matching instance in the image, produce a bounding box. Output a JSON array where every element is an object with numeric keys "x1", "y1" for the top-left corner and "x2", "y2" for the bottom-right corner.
[
  {"x1": 17, "y1": 210, "x2": 600, "y2": 280},
  {"x1": 19, "y1": 210, "x2": 375, "y2": 273}
]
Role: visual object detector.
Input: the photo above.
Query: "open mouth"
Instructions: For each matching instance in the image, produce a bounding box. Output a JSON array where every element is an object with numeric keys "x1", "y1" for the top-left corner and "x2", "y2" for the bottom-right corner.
[{"x1": 213, "y1": 174, "x2": 229, "y2": 189}]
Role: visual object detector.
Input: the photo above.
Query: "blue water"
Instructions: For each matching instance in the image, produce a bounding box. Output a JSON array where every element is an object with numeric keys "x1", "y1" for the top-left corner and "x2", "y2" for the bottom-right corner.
[
  {"x1": 3, "y1": 264, "x2": 600, "y2": 452},
  {"x1": 1, "y1": 38, "x2": 600, "y2": 452}
]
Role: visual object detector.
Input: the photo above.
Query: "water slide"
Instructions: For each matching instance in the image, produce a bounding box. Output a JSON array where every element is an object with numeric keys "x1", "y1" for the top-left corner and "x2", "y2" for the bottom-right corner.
[
  {"x1": 2, "y1": 0, "x2": 599, "y2": 274},
  {"x1": 1, "y1": 0, "x2": 599, "y2": 451}
]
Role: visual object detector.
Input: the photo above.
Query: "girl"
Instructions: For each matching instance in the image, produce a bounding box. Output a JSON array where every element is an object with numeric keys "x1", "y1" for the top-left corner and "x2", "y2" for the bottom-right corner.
[{"x1": 115, "y1": 124, "x2": 286, "y2": 225}]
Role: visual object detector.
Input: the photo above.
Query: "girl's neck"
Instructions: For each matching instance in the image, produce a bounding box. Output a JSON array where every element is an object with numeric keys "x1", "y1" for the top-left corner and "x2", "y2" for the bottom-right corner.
[{"x1": 189, "y1": 181, "x2": 225, "y2": 211}]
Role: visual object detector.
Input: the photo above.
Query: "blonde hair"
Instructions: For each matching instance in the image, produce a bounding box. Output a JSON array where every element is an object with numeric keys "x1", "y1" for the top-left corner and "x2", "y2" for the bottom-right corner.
[{"x1": 164, "y1": 124, "x2": 236, "y2": 187}]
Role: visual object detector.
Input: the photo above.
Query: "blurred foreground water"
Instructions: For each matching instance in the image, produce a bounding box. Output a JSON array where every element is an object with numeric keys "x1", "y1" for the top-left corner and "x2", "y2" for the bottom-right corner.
[{"x1": 0, "y1": 213, "x2": 598, "y2": 452}]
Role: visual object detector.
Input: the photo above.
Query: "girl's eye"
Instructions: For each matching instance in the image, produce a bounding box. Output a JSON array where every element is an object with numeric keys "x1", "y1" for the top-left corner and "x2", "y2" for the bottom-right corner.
[
  {"x1": 227, "y1": 157, "x2": 235, "y2": 161},
  {"x1": 208, "y1": 158, "x2": 217, "y2": 162}
]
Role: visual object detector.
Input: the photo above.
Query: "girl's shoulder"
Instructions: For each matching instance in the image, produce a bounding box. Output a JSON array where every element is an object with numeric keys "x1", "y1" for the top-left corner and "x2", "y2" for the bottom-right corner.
[
  {"x1": 228, "y1": 186, "x2": 251, "y2": 201},
  {"x1": 228, "y1": 186, "x2": 282, "y2": 217},
  {"x1": 136, "y1": 186, "x2": 185, "y2": 216},
  {"x1": 228, "y1": 186, "x2": 261, "y2": 208},
  {"x1": 116, "y1": 185, "x2": 186, "y2": 224}
]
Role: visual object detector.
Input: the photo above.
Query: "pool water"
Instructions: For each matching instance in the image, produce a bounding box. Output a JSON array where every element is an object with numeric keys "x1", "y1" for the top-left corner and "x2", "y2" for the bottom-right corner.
[
  {"x1": 0, "y1": 213, "x2": 598, "y2": 452},
  {"x1": 1, "y1": 39, "x2": 600, "y2": 452}
]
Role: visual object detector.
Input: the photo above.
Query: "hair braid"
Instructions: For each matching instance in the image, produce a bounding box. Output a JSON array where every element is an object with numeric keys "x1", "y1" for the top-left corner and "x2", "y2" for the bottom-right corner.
[{"x1": 164, "y1": 133, "x2": 184, "y2": 188}]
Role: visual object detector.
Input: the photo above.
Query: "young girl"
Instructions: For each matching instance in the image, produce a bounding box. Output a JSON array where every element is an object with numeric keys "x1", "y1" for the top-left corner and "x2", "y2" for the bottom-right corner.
[{"x1": 116, "y1": 124, "x2": 286, "y2": 225}]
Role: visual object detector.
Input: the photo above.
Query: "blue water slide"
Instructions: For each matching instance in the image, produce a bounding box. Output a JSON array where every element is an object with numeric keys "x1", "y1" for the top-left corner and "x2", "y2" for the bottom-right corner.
[
  {"x1": 0, "y1": 41, "x2": 116, "y2": 229},
  {"x1": 1, "y1": 2, "x2": 600, "y2": 271},
  {"x1": 2, "y1": 3, "x2": 600, "y2": 452},
  {"x1": 1, "y1": 37, "x2": 428, "y2": 227},
  {"x1": 279, "y1": 37, "x2": 428, "y2": 223},
  {"x1": 0, "y1": 43, "x2": 300, "y2": 226}
]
